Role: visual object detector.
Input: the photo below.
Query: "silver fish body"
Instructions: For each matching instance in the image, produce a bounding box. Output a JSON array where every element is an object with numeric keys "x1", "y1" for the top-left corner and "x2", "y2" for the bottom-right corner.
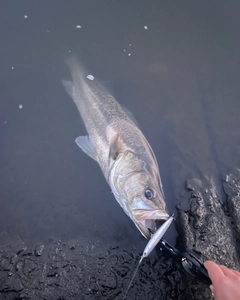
[{"x1": 63, "y1": 56, "x2": 169, "y2": 239}]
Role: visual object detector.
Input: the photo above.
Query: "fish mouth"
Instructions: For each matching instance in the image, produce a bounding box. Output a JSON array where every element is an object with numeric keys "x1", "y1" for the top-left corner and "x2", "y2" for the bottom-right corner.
[{"x1": 132, "y1": 209, "x2": 169, "y2": 239}]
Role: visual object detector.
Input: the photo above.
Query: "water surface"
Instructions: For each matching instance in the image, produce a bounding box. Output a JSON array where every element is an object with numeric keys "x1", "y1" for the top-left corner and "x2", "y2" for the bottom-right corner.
[{"x1": 0, "y1": 1, "x2": 240, "y2": 250}]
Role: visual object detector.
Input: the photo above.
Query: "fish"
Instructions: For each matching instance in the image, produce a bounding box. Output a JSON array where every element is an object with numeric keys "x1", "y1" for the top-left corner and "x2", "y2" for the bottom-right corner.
[{"x1": 62, "y1": 56, "x2": 169, "y2": 239}]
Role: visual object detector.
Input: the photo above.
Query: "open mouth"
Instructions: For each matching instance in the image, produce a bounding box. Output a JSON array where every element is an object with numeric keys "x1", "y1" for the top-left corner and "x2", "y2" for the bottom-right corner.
[
  {"x1": 132, "y1": 209, "x2": 169, "y2": 221},
  {"x1": 132, "y1": 210, "x2": 170, "y2": 239}
]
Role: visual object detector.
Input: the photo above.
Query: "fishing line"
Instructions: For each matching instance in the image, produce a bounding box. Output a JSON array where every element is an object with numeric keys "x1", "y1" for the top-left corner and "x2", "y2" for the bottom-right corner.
[{"x1": 122, "y1": 257, "x2": 143, "y2": 300}]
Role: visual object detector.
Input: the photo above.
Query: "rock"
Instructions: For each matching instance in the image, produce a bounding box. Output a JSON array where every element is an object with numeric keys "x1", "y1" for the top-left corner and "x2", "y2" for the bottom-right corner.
[
  {"x1": 15, "y1": 260, "x2": 24, "y2": 272},
  {"x1": 13, "y1": 277, "x2": 24, "y2": 292},
  {"x1": 177, "y1": 174, "x2": 240, "y2": 299},
  {"x1": 99, "y1": 270, "x2": 117, "y2": 289},
  {"x1": 68, "y1": 241, "x2": 76, "y2": 250},
  {"x1": 10, "y1": 254, "x2": 18, "y2": 265},
  {"x1": 0, "y1": 275, "x2": 12, "y2": 292},
  {"x1": 23, "y1": 258, "x2": 38, "y2": 275},
  {"x1": 223, "y1": 181, "x2": 238, "y2": 197},
  {"x1": 17, "y1": 292, "x2": 31, "y2": 299},
  {"x1": 186, "y1": 179, "x2": 202, "y2": 191},
  {"x1": 35, "y1": 243, "x2": 44, "y2": 256},
  {"x1": 0, "y1": 236, "x2": 182, "y2": 299},
  {"x1": 21, "y1": 249, "x2": 33, "y2": 256},
  {"x1": 1, "y1": 258, "x2": 12, "y2": 271},
  {"x1": 47, "y1": 270, "x2": 59, "y2": 277},
  {"x1": 228, "y1": 195, "x2": 240, "y2": 237},
  {"x1": 225, "y1": 172, "x2": 240, "y2": 242},
  {"x1": 0, "y1": 174, "x2": 240, "y2": 300},
  {"x1": 16, "y1": 244, "x2": 27, "y2": 255}
]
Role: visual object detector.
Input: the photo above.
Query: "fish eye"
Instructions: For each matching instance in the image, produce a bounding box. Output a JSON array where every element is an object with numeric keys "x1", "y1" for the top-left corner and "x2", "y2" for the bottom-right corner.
[{"x1": 145, "y1": 187, "x2": 156, "y2": 200}]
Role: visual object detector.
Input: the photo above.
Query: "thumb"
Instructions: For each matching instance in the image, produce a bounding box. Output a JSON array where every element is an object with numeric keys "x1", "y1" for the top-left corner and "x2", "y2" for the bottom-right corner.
[{"x1": 204, "y1": 261, "x2": 225, "y2": 285}]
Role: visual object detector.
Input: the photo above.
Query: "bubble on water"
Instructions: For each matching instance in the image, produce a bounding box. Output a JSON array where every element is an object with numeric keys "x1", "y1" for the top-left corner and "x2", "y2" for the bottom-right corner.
[
  {"x1": 123, "y1": 49, "x2": 126, "y2": 52},
  {"x1": 24, "y1": 15, "x2": 28, "y2": 19},
  {"x1": 87, "y1": 75, "x2": 94, "y2": 81},
  {"x1": 47, "y1": 30, "x2": 50, "y2": 33},
  {"x1": 19, "y1": 104, "x2": 23, "y2": 109},
  {"x1": 68, "y1": 50, "x2": 72, "y2": 53},
  {"x1": 4, "y1": 121, "x2": 7, "y2": 124},
  {"x1": 76, "y1": 25, "x2": 82, "y2": 29},
  {"x1": 11, "y1": 67, "x2": 14, "y2": 70},
  {"x1": 128, "y1": 53, "x2": 131, "y2": 56},
  {"x1": 144, "y1": 26, "x2": 148, "y2": 30},
  {"x1": 129, "y1": 43, "x2": 132, "y2": 46}
]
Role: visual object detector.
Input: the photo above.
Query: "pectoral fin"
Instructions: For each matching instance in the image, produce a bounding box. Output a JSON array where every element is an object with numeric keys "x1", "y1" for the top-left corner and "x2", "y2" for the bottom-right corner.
[{"x1": 75, "y1": 136, "x2": 98, "y2": 161}]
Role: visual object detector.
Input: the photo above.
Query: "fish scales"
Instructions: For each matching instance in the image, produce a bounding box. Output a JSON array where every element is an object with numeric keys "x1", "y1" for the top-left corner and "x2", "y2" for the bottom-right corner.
[{"x1": 63, "y1": 56, "x2": 169, "y2": 238}]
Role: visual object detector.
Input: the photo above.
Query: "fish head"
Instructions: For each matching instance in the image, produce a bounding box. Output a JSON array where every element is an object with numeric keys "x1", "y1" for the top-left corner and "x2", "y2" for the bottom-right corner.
[
  {"x1": 123, "y1": 172, "x2": 169, "y2": 239},
  {"x1": 111, "y1": 151, "x2": 169, "y2": 239}
]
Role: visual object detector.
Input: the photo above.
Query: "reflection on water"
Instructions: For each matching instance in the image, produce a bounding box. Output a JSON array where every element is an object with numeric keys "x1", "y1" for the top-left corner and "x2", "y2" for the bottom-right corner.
[{"x1": 0, "y1": 1, "x2": 239, "y2": 249}]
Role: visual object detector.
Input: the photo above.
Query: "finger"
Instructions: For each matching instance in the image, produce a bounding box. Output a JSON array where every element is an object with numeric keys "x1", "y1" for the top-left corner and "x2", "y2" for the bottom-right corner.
[
  {"x1": 204, "y1": 261, "x2": 225, "y2": 284},
  {"x1": 219, "y1": 265, "x2": 240, "y2": 278},
  {"x1": 231, "y1": 269, "x2": 240, "y2": 278}
]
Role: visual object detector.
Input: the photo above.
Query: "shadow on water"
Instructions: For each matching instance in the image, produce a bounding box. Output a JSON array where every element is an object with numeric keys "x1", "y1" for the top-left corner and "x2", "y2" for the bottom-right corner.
[{"x1": 0, "y1": 1, "x2": 240, "y2": 299}]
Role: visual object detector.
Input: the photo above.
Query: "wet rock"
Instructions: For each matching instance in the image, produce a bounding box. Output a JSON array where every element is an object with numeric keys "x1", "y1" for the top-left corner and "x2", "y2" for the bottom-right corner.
[
  {"x1": 223, "y1": 181, "x2": 238, "y2": 197},
  {"x1": 228, "y1": 195, "x2": 240, "y2": 237},
  {"x1": 13, "y1": 277, "x2": 24, "y2": 292},
  {"x1": 0, "y1": 274, "x2": 23, "y2": 293},
  {"x1": 15, "y1": 260, "x2": 24, "y2": 272},
  {"x1": 177, "y1": 173, "x2": 240, "y2": 299},
  {"x1": 98, "y1": 270, "x2": 117, "y2": 289},
  {"x1": 47, "y1": 270, "x2": 59, "y2": 277},
  {"x1": 0, "y1": 275, "x2": 12, "y2": 292},
  {"x1": 0, "y1": 174, "x2": 239, "y2": 300},
  {"x1": 186, "y1": 178, "x2": 202, "y2": 191},
  {"x1": 0, "y1": 258, "x2": 12, "y2": 271},
  {"x1": 67, "y1": 240, "x2": 76, "y2": 250},
  {"x1": 16, "y1": 244, "x2": 27, "y2": 255},
  {"x1": 10, "y1": 254, "x2": 18, "y2": 265},
  {"x1": 18, "y1": 292, "x2": 31, "y2": 299},
  {"x1": 223, "y1": 173, "x2": 240, "y2": 197},
  {"x1": 0, "y1": 236, "x2": 184, "y2": 300},
  {"x1": 35, "y1": 243, "x2": 44, "y2": 256},
  {"x1": 21, "y1": 249, "x2": 33, "y2": 256},
  {"x1": 23, "y1": 258, "x2": 38, "y2": 275},
  {"x1": 225, "y1": 172, "x2": 240, "y2": 245}
]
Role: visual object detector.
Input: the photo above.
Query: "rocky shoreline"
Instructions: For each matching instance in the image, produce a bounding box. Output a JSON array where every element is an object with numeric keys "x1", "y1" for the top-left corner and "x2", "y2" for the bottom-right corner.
[{"x1": 0, "y1": 173, "x2": 239, "y2": 300}]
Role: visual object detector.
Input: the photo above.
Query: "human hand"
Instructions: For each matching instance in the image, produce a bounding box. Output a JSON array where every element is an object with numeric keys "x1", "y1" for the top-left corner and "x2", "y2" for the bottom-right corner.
[{"x1": 204, "y1": 260, "x2": 240, "y2": 300}]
